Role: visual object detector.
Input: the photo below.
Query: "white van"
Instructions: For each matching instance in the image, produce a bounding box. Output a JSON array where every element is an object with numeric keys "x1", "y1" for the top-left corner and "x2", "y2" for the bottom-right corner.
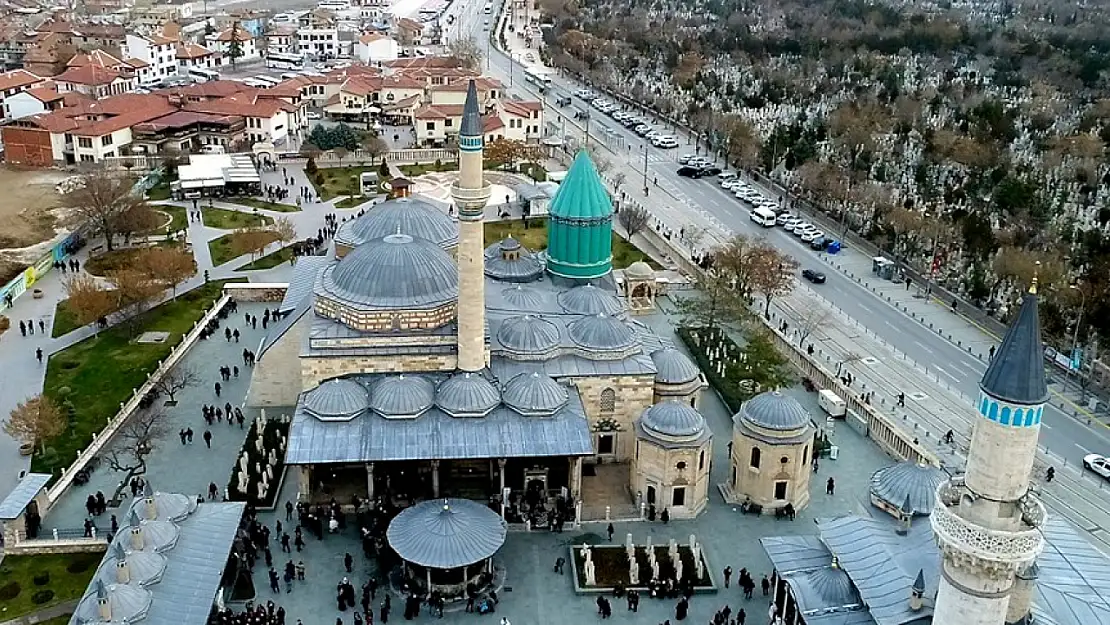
[
  {"x1": 750, "y1": 206, "x2": 777, "y2": 227},
  {"x1": 818, "y1": 389, "x2": 846, "y2": 418}
]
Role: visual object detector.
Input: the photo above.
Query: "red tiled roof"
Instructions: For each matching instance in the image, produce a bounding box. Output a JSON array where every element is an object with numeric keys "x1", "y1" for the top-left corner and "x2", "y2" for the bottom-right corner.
[
  {"x1": 0, "y1": 69, "x2": 42, "y2": 92},
  {"x1": 67, "y1": 49, "x2": 123, "y2": 69},
  {"x1": 214, "y1": 27, "x2": 252, "y2": 42},
  {"x1": 175, "y1": 42, "x2": 212, "y2": 60},
  {"x1": 383, "y1": 94, "x2": 420, "y2": 111},
  {"x1": 358, "y1": 33, "x2": 388, "y2": 44},
  {"x1": 54, "y1": 64, "x2": 123, "y2": 86},
  {"x1": 21, "y1": 85, "x2": 63, "y2": 102},
  {"x1": 340, "y1": 76, "x2": 379, "y2": 96},
  {"x1": 123, "y1": 58, "x2": 149, "y2": 69},
  {"x1": 133, "y1": 110, "x2": 239, "y2": 132},
  {"x1": 431, "y1": 76, "x2": 502, "y2": 92},
  {"x1": 396, "y1": 18, "x2": 423, "y2": 32},
  {"x1": 73, "y1": 103, "x2": 176, "y2": 137},
  {"x1": 502, "y1": 99, "x2": 542, "y2": 118},
  {"x1": 185, "y1": 92, "x2": 294, "y2": 118},
  {"x1": 482, "y1": 114, "x2": 504, "y2": 132},
  {"x1": 413, "y1": 104, "x2": 463, "y2": 119},
  {"x1": 382, "y1": 75, "x2": 424, "y2": 90},
  {"x1": 174, "y1": 80, "x2": 246, "y2": 99},
  {"x1": 383, "y1": 56, "x2": 462, "y2": 70}
]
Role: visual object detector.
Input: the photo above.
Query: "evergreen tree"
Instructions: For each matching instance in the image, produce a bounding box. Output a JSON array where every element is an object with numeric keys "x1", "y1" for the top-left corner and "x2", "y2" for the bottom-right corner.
[{"x1": 227, "y1": 21, "x2": 244, "y2": 69}]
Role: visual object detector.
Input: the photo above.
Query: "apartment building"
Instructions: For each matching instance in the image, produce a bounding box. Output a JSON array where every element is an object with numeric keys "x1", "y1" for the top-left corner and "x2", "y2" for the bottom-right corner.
[
  {"x1": 354, "y1": 33, "x2": 398, "y2": 64},
  {"x1": 0, "y1": 69, "x2": 44, "y2": 120},
  {"x1": 123, "y1": 32, "x2": 180, "y2": 85}
]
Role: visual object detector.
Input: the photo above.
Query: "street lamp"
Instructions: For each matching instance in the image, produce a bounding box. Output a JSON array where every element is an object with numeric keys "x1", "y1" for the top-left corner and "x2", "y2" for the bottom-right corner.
[{"x1": 1068, "y1": 283, "x2": 1087, "y2": 394}]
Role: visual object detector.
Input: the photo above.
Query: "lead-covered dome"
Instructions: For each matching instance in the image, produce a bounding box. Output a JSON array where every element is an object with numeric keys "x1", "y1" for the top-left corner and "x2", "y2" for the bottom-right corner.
[
  {"x1": 320, "y1": 233, "x2": 458, "y2": 311},
  {"x1": 335, "y1": 197, "x2": 458, "y2": 252},
  {"x1": 501, "y1": 284, "x2": 545, "y2": 309},
  {"x1": 736, "y1": 391, "x2": 811, "y2": 432},
  {"x1": 497, "y1": 315, "x2": 560, "y2": 356},
  {"x1": 99, "y1": 542, "x2": 167, "y2": 588},
  {"x1": 625, "y1": 261, "x2": 654, "y2": 280},
  {"x1": 485, "y1": 238, "x2": 544, "y2": 282},
  {"x1": 558, "y1": 284, "x2": 623, "y2": 316},
  {"x1": 304, "y1": 378, "x2": 368, "y2": 422},
  {"x1": 436, "y1": 372, "x2": 501, "y2": 417},
  {"x1": 74, "y1": 580, "x2": 152, "y2": 625},
  {"x1": 651, "y1": 348, "x2": 701, "y2": 385},
  {"x1": 370, "y1": 375, "x2": 435, "y2": 418},
  {"x1": 640, "y1": 401, "x2": 706, "y2": 439},
  {"x1": 568, "y1": 313, "x2": 635, "y2": 351},
  {"x1": 791, "y1": 565, "x2": 859, "y2": 611},
  {"x1": 503, "y1": 372, "x2": 569, "y2": 416},
  {"x1": 870, "y1": 462, "x2": 945, "y2": 516}
]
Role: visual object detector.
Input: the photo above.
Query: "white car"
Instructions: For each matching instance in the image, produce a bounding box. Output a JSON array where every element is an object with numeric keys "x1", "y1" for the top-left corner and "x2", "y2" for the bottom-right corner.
[
  {"x1": 574, "y1": 89, "x2": 595, "y2": 99},
  {"x1": 1084, "y1": 454, "x2": 1110, "y2": 479},
  {"x1": 792, "y1": 222, "x2": 813, "y2": 235},
  {"x1": 721, "y1": 180, "x2": 742, "y2": 190},
  {"x1": 776, "y1": 213, "x2": 795, "y2": 225},
  {"x1": 782, "y1": 219, "x2": 801, "y2": 230},
  {"x1": 678, "y1": 154, "x2": 697, "y2": 165},
  {"x1": 801, "y1": 229, "x2": 824, "y2": 243},
  {"x1": 306, "y1": 111, "x2": 322, "y2": 120},
  {"x1": 653, "y1": 136, "x2": 679, "y2": 148}
]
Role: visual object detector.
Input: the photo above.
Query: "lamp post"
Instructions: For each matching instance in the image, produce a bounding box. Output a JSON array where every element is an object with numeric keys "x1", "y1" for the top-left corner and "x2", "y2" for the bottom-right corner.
[
  {"x1": 1068, "y1": 283, "x2": 1087, "y2": 394},
  {"x1": 642, "y1": 144, "x2": 649, "y2": 194}
]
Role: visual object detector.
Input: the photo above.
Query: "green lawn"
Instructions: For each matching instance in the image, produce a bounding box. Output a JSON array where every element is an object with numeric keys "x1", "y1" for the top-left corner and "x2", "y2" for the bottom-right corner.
[
  {"x1": 519, "y1": 162, "x2": 548, "y2": 182},
  {"x1": 84, "y1": 248, "x2": 149, "y2": 276},
  {"x1": 202, "y1": 207, "x2": 273, "y2": 230},
  {"x1": 483, "y1": 219, "x2": 656, "y2": 270},
  {"x1": 40, "y1": 280, "x2": 240, "y2": 476},
  {"x1": 235, "y1": 245, "x2": 295, "y2": 271},
  {"x1": 146, "y1": 179, "x2": 172, "y2": 201},
  {"x1": 208, "y1": 232, "x2": 281, "y2": 266},
  {"x1": 0, "y1": 553, "x2": 101, "y2": 620},
  {"x1": 223, "y1": 197, "x2": 302, "y2": 213},
  {"x1": 312, "y1": 166, "x2": 380, "y2": 201},
  {"x1": 397, "y1": 161, "x2": 459, "y2": 177},
  {"x1": 51, "y1": 298, "x2": 85, "y2": 338},
  {"x1": 153, "y1": 204, "x2": 188, "y2": 233},
  {"x1": 334, "y1": 195, "x2": 372, "y2": 209}
]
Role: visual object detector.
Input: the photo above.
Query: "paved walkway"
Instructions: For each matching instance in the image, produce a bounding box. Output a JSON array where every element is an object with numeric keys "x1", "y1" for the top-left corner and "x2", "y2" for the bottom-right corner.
[
  {"x1": 0, "y1": 599, "x2": 78, "y2": 625},
  {"x1": 0, "y1": 161, "x2": 357, "y2": 501}
]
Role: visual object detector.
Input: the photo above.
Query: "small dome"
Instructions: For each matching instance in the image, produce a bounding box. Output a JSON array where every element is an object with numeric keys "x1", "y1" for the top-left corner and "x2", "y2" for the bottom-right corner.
[
  {"x1": 123, "y1": 509, "x2": 180, "y2": 553},
  {"x1": 640, "y1": 401, "x2": 706, "y2": 438},
  {"x1": 625, "y1": 261, "x2": 654, "y2": 279},
  {"x1": 870, "y1": 462, "x2": 946, "y2": 515},
  {"x1": 568, "y1": 313, "x2": 635, "y2": 351},
  {"x1": 497, "y1": 315, "x2": 560, "y2": 355},
  {"x1": 319, "y1": 233, "x2": 458, "y2": 310},
  {"x1": 503, "y1": 372, "x2": 569, "y2": 416},
  {"x1": 436, "y1": 372, "x2": 501, "y2": 417},
  {"x1": 336, "y1": 197, "x2": 458, "y2": 250},
  {"x1": 558, "y1": 284, "x2": 624, "y2": 316},
  {"x1": 793, "y1": 565, "x2": 858, "y2": 611},
  {"x1": 129, "y1": 489, "x2": 196, "y2": 523},
  {"x1": 499, "y1": 237, "x2": 521, "y2": 251},
  {"x1": 501, "y1": 285, "x2": 546, "y2": 309},
  {"x1": 99, "y1": 542, "x2": 167, "y2": 587},
  {"x1": 74, "y1": 580, "x2": 152, "y2": 625},
  {"x1": 485, "y1": 239, "x2": 544, "y2": 282},
  {"x1": 736, "y1": 391, "x2": 812, "y2": 432},
  {"x1": 304, "y1": 378, "x2": 368, "y2": 421},
  {"x1": 651, "y1": 348, "x2": 701, "y2": 385},
  {"x1": 370, "y1": 375, "x2": 435, "y2": 418}
]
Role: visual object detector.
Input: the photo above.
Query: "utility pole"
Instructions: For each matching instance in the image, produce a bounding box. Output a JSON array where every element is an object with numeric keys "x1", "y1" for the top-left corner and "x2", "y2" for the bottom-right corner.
[{"x1": 642, "y1": 145, "x2": 648, "y2": 193}]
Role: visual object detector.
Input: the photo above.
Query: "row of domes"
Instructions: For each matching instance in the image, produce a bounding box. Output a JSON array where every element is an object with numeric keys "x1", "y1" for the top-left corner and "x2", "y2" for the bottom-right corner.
[{"x1": 303, "y1": 372, "x2": 573, "y2": 420}]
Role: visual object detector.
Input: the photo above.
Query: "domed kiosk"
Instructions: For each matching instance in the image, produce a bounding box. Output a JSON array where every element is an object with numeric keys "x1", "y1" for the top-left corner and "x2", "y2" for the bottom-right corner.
[
  {"x1": 334, "y1": 197, "x2": 459, "y2": 257},
  {"x1": 650, "y1": 348, "x2": 707, "y2": 408},
  {"x1": 621, "y1": 260, "x2": 658, "y2": 313},
  {"x1": 631, "y1": 400, "x2": 713, "y2": 518},
  {"x1": 727, "y1": 391, "x2": 816, "y2": 514},
  {"x1": 386, "y1": 498, "x2": 506, "y2": 600}
]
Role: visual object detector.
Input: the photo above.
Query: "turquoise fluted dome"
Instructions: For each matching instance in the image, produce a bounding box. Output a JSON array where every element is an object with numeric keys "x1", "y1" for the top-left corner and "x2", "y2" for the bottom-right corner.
[{"x1": 546, "y1": 151, "x2": 613, "y2": 280}]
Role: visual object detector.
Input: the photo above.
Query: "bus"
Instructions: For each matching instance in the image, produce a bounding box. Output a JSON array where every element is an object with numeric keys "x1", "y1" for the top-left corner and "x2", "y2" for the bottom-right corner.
[
  {"x1": 252, "y1": 75, "x2": 282, "y2": 86},
  {"x1": 266, "y1": 52, "x2": 305, "y2": 70},
  {"x1": 483, "y1": 2, "x2": 491, "y2": 13},
  {"x1": 188, "y1": 67, "x2": 220, "y2": 83},
  {"x1": 523, "y1": 69, "x2": 551, "y2": 87}
]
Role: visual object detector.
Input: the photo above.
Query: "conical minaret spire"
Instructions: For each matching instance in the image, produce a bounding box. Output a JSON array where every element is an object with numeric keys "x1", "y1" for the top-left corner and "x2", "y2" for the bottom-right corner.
[
  {"x1": 451, "y1": 80, "x2": 492, "y2": 372},
  {"x1": 931, "y1": 285, "x2": 1047, "y2": 625}
]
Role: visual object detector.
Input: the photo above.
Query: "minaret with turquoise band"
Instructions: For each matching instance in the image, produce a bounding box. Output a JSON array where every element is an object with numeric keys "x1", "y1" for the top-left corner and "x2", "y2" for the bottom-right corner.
[
  {"x1": 546, "y1": 150, "x2": 613, "y2": 281},
  {"x1": 451, "y1": 80, "x2": 491, "y2": 372},
  {"x1": 930, "y1": 277, "x2": 1047, "y2": 625}
]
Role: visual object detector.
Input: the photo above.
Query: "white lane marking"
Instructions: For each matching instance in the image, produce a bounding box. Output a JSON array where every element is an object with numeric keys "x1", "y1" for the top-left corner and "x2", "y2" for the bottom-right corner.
[
  {"x1": 913, "y1": 341, "x2": 936, "y2": 356},
  {"x1": 1041, "y1": 423, "x2": 1053, "y2": 430},
  {"x1": 1076, "y1": 443, "x2": 1094, "y2": 454},
  {"x1": 933, "y1": 366, "x2": 960, "y2": 384}
]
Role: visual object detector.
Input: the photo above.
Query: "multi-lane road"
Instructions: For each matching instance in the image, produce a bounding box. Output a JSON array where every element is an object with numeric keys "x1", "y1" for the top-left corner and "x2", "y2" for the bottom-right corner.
[{"x1": 450, "y1": 0, "x2": 1110, "y2": 471}]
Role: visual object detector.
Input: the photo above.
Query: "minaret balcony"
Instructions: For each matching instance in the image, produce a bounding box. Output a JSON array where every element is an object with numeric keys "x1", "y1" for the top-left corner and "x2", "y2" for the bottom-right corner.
[
  {"x1": 930, "y1": 476, "x2": 1046, "y2": 570},
  {"x1": 451, "y1": 181, "x2": 492, "y2": 214}
]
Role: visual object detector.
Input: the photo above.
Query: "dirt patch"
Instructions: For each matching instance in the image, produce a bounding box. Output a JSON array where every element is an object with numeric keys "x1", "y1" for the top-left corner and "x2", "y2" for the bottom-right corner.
[{"x1": 0, "y1": 166, "x2": 69, "y2": 251}]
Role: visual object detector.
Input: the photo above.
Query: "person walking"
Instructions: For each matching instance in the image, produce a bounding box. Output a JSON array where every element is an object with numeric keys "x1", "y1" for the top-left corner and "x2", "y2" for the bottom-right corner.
[
  {"x1": 286, "y1": 500, "x2": 294, "y2": 520},
  {"x1": 761, "y1": 575, "x2": 770, "y2": 596},
  {"x1": 214, "y1": 381, "x2": 222, "y2": 397},
  {"x1": 344, "y1": 552, "x2": 354, "y2": 573},
  {"x1": 19, "y1": 320, "x2": 25, "y2": 336},
  {"x1": 826, "y1": 477, "x2": 835, "y2": 496},
  {"x1": 36, "y1": 347, "x2": 43, "y2": 364},
  {"x1": 38, "y1": 319, "x2": 44, "y2": 334},
  {"x1": 606, "y1": 523, "x2": 614, "y2": 542},
  {"x1": 723, "y1": 566, "x2": 732, "y2": 588},
  {"x1": 203, "y1": 430, "x2": 213, "y2": 448}
]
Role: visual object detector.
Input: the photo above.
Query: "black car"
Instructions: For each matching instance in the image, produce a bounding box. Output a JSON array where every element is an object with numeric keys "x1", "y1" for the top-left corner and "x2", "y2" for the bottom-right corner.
[
  {"x1": 810, "y1": 236, "x2": 831, "y2": 251},
  {"x1": 802, "y1": 269, "x2": 827, "y2": 284},
  {"x1": 677, "y1": 166, "x2": 704, "y2": 178},
  {"x1": 700, "y1": 167, "x2": 722, "y2": 177}
]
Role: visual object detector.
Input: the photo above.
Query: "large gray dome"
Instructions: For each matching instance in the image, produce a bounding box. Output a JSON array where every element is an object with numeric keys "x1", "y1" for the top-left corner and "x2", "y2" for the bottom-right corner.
[
  {"x1": 304, "y1": 378, "x2": 368, "y2": 421},
  {"x1": 436, "y1": 372, "x2": 501, "y2": 418},
  {"x1": 568, "y1": 313, "x2": 635, "y2": 351},
  {"x1": 497, "y1": 315, "x2": 560, "y2": 355},
  {"x1": 386, "y1": 498, "x2": 506, "y2": 569},
  {"x1": 319, "y1": 233, "x2": 458, "y2": 310},
  {"x1": 640, "y1": 401, "x2": 706, "y2": 438},
  {"x1": 558, "y1": 284, "x2": 624, "y2": 316},
  {"x1": 370, "y1": 375, "x2": 435, "y2": 418},
  {"x1": 503, "y1": 372, "x2": 569, "y2": 416},
  {"x1": 124, "y1": 510, "x2": 180, "y2": 553},
  {"x1": 337, "y1": 197, "x2": 458, "y2": 250},
  {"x1": 129, "y1": 488, "x2": 195, "y2": 523},
  {"x1": 870, "y1": 462, "x2": 945, "y2": 515},
  {"x1": 736, "y1": 391, "x2": 811, "y2": 432},
  {"x1": 651, "y1": 348, "x2": 701, "y2": 385}
]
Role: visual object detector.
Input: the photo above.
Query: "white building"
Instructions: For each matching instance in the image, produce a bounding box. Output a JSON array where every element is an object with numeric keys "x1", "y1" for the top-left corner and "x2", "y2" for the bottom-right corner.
[
  {"x1": 123, "y1": 33, "x2": 180, "y2": 84},
  {"x1": 0, "y1": 69, "x2": 44, "y2": 121},
  {"x1": 176, "y1": 41, "x2": 221, "y2": 73},
  {"x1": 207, "y1": 27, "x2": 259, "y2": 62},
  {"x1": 5, "y1": 85, "x2": 64, "y2": 121},
  {"x1": 297, "y1": 15, "x2": 340, "y2": 59},
  {"x1": 354, "y1": 33, "x2": 397, "y2": 64}
]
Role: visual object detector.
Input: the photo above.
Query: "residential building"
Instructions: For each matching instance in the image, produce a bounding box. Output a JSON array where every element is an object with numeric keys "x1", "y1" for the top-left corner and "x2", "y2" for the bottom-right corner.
[
  {"x1": 428, "y1": 76, "x2": 501, "y2": 107},
  {"x1": 184, "y1": 92, "x2": 298, "y2": 145},
  {"x1": 206, "y1": 26, "x2": 258, "y2": 62},
  {"x1": 263, "y1": 25, "x2": 298, "y2": 55},
  {"x1": 0, "y1": 69, "x2": 44, "y2": 120},
  {"x1": 21, "y1": 32, "x2": 75, "y2": 77},
  {"x1": 501, "y1": 99, "x2": 543, "y2": 142},
  {"x1": 5, "y1": 85, "x2": 79, "y2": 120},
  {"x1": 123, "y1": 32, "x2": 180, "y2": 85},
  {"x1": 130, "y1": 4, "x2": 194, "y2": 32},
  {"x1": 176, "y1": 42, "x2": 220, "y2": 74},
  {"x1": 354, "y1": 33, "x2": 398, "y2": 64},
  {"x1": 411, "y1": 98, "x2": 542, "y2": 146},
  {"x1": 53, "y1": 63, "x2": 134, "y2": 99},
  {"x1": 131, "y1": 110, "x2": 247, "y2": 154},
  {"x1": 297, "y1": 12, "x2": 339, "y2": 60},
  {"x1": 393, "y1": 18, "x2": 424, "y2": 45}
]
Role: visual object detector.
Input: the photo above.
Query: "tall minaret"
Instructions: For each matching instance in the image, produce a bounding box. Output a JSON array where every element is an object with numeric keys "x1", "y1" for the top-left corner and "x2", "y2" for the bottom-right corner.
[
  {"x1": 931, "y1": 279, "x2": 1047, "y2": 625},
  {"x1": 451, "y1": 80, "x2": 492, "y2": 372}
]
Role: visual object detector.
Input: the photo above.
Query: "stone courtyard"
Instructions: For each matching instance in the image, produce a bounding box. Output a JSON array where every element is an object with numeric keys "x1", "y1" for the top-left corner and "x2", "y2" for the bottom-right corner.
[{"x1": 41, "y1": 298, "x2": 897, "y2": 625}]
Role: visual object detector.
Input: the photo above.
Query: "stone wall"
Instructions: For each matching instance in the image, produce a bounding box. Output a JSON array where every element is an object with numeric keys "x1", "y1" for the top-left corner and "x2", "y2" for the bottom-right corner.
[
  {"x1": 314, "y1": 297, "x2": 457, "y2": 332},
  {"x1": 301, "y1": 353, "x2": 457, "y2": 389},
  {"x1": 569, "y1": 374, "x2": 655, "y2": 461},
  {"x1": 631, "y1": 437, "x2": 712, "y2": 518},
  {"x1": 247, "y1": 314, "x2": 308, "y2": 407},
  {"x1": 728, "y1": 430, "x2": 813, "y2": 512},
  {"x1": 226, "y1": 284, "x2": 288, "y2": 302},
  {"x1": 4, "y1": 538, "x2": 108, "y2": 555}
]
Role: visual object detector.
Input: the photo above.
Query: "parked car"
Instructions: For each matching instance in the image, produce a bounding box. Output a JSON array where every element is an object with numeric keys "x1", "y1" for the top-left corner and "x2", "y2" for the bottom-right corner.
[
  {"x1": 699, "y1": 167, "x2": 722, "y2": 177},
  {"x1": 1084, "y1": 454, "x2": 1110, "y2": 479},
  {"x1": 677, "y1": 166, "x2": 706, "y2": 178},
  {"x1": 653, "y1": 136, "x2": 679, "y2": 148},
  {"x1": 574, "y1": 89, "x2": 595, "y2": 99},
  {"x1": 800, "y1": 229, "x2": 824, "y2": 243},
  {"x1": 802, "y1": 269, "x2": 827, "y2": 284},
  {"x1": 678, "y1": 154, "x2": 697, "y2": 165},
  {"x1": 306, "y1": 111, "x2": 322, "y2": 120},
  {"x1": 810, "y1": 236, "x2": 831, "y2": 251}
]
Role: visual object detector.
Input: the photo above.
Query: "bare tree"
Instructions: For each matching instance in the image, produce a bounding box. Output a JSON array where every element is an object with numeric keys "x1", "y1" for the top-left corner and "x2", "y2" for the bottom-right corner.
[
  {"x1": 333, "y1": 146, "x2": 349, "y2": 167},
  {"x1": 63, "y1": 273, "x2": 118, "y2": 336},
  {"x1": 748, "y1": 241, "x2": 799, "y2": 319},
  {"x1": 231, "y1": 227, "x2": 278, "y2": 259},
  {"x1": 104, "y1": 409, "x2": 169, "y2": 503},
  {"x1": 4, "y1": 395, "x2": 64, "y2": 454},
  {"x1": 141, "y1": 246, "x2": 196, "y2": 300},
  {"x1": 63, "y1": 172, "x2": 148, "y2": 251},
  {"x1": 796, "y1": 307, "x2": 831, "y2": 347},
  {"x1": 271, "y1": 216, "x2": 297, "y2": 247},
  {"x1": 836, "y1": 351, "x2": 862, "y2": 378},
  {"x1": 446, "y1": 37, "x2": 483, "y2": 70},
  {"x1": 107, "y1": 268, "x2": 163, "y2": 337},
  {"x1": 617, "y1": 204, "x2": 650, "y2": 239},
  {"x1": 360, "y1": 135, "x2": 389, "y2": 158},
  {"x1": 152, "y1": 367, "x2": 199, "y2": 405},
  {"x1": 610, "y1": 171, "x2": 627, "y2": 191}
]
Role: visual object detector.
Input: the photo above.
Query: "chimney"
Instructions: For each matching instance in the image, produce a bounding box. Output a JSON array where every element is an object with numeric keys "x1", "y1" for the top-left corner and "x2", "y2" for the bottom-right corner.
[
  {"x1": 143, "y1": 482, "x2": 157, "y2": 519},
  {"x1": 895, "y1": 493, "x2": 913, "y2": 535},
  {"x1": 128, "y1": 509, "x2": 144, "y2": 550},
  {"x1": 95, "y1": 580, "x2": 112, "y2": 621},
  {"x1": 910, "y1": 569, "x2": 926, "y2": 611},
  {"x1": 111, "y1": 543, "x2": 130, "y2": 584}
]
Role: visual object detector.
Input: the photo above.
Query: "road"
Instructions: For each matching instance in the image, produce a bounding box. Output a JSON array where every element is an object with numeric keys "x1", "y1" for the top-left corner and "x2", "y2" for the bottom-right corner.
[{"x1": 453, "y1": 0, "x2": 1110, "y2": 471}]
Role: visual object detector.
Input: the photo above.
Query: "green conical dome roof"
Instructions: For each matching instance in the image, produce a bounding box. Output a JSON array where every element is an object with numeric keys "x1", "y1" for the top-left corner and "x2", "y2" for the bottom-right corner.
[{"x1": 549, "y1": 151, "x2": 613, "y2": 219}]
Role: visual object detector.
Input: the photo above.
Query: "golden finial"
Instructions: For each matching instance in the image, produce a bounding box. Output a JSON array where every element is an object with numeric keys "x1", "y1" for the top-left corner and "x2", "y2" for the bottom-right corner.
[{"x1": 1029, "y1": 261, "x2": 1040, "y2": 295}]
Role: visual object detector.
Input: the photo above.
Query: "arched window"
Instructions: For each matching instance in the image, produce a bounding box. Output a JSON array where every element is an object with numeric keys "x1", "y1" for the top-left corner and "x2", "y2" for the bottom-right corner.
[
  {"x1": 802, "y1": 445, "x2": 809, "y2": 467},
  {"x1": 698, "y1": 450, "x2": 705, "y2": 471},
  {"x1": 599, "y1": 388, "x2": 616, "y2": 413},
  {"x1": 749, "y1": 447, "x2": 761, "y2": 469}
]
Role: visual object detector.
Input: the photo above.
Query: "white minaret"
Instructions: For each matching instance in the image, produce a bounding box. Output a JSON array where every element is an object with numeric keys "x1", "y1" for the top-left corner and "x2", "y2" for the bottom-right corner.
[
  {"x1": 451, "y1": 80, "x2": 492, "y2": 372},
  {"x1": 931, "y1": 280, "x2": 1047, "y2": 625}
]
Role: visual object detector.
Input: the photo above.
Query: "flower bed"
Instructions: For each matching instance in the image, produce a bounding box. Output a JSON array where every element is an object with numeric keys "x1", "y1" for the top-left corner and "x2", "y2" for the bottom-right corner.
[
  {"x1": 570, "y1": 545, "x2": 713, "y2": 591},
  {"x1": 226, "y1": 416, "x2": 290, "y2": 509}
]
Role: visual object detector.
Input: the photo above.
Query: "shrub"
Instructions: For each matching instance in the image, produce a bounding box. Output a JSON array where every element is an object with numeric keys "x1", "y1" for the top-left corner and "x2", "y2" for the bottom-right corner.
[
  {"x1": 66, "y1": 559, "x2": 92, "y2": 574},
  {"x1": 32, "y1": 572, "x2": 50, "y2": 586},
  {"x1": 0, "y1": 316, "x2": 9, "y2": 335},
  {"x1": 31, "y1": 589, "x2": 54, "y2": 605},
  {"x1": 314, "y1": 172, "x2": 325, "y2": 187},
  {"x1": 0, "y1": 581, "x2": 21, "y2": 600},
  {"x1": 305, "y1": 157, "x2": 318, "y2": 175}
]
